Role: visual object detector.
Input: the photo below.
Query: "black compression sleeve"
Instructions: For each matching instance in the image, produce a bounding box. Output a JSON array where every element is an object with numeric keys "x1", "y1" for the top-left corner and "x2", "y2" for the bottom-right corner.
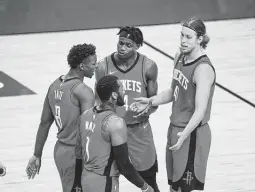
[{"x1": 112, "y1": 143, "x2": 145, "y2": 188}]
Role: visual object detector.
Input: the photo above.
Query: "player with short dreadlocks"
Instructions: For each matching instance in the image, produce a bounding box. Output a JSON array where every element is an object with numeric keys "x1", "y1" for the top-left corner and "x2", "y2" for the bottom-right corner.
[
  {"x1": 95, "y1": 26, "x2": 160, "y2": 192},
  {"x1": 26, "y1": 43, "x2": 98, "y2": 192}
]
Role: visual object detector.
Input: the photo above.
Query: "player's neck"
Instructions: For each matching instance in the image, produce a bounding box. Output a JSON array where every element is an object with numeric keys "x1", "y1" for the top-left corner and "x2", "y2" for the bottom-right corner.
[
  {"x1": 115, "y1": 51, "x2": 137, "y2": 67},
  {"x1": 66, "y1": 68, "x2": 84, "y2": 81},
  {"x1": 98, "y1": 101, "x2": 116, "y2": 112},
  {"x1": 184, "y1": 47, "x2": 204, "y2": 64}
]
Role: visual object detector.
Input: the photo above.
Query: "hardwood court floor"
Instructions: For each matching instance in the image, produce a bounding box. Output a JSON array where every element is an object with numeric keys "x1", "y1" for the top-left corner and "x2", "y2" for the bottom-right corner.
[{"x1": 0, "y1": 18, "x2": 255, "y2": 192}]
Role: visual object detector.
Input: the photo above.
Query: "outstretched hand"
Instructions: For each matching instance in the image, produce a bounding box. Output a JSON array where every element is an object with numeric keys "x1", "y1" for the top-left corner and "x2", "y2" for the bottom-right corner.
[
  {"x1": 169, "y1": 132, "x2": 188, "y2": 151},
  {"x1": 130, "y1": 97, "x2": 151, "y2": 118}
]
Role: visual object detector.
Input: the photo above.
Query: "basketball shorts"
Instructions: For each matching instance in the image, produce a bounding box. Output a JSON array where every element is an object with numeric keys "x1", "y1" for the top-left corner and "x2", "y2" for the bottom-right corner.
[
  {"x1": 166, "y1": 123, "x2": 211, "y2": 192},
  {"x1": 54, "y1": 140, "x2": 83, "y2": 192},
  {"x1": 127, "y1": 120, "x2": 157, "y2": 172},
  {"x1": 81, "y1": 170, "x2": 119, "y2": 192}
]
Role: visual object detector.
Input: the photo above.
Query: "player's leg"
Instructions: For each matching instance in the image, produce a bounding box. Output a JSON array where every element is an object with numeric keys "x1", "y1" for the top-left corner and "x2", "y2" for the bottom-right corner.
[
  {"x1": 166, "y1": 124, "x2": 175, "y2": 192},
  {"x1": 81, "y1": 170, "x2": 119, "y2": 192},
  {"x1": 71, "y1": 158, "x2": 83, "y2": 192},
  {"x1": 54, "y1": 141, "x2": 77, "y2": 192},
  {"x1": 167, "y1": 124, "x2": 190, "y2": 192},
  {"x1": 169, "y1": 123, "x2": 211, "y2": 192},
  {"x1": 127, "y1": 121, "x2": 160, "y2": 192},
  {"x1": 193, "y1": 123, "x2": 211, "y2": 191},
  {"x1": 138, "y1": 159, "x2": 160, "y2": 192}
]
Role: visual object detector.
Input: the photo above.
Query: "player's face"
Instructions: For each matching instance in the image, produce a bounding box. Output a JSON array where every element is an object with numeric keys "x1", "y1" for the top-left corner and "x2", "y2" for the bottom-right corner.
[
  {"x1": 180, "y1": 26, "x2": 201, "y2": 54},
  {"x1": 82, "y1": 54, "x2": 98, "y2": 78},
  {"x1": 117, "y1": 37, "x2": 137, "y2": 59},
  {"x1": 116, "y1": 80, "x2": 125, "y2": 106}
]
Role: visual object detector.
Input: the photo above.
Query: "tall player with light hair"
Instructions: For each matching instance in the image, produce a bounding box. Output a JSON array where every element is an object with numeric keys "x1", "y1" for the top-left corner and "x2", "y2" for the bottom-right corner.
[{"x1": 131, "y1": 17, "x2": 216, "y2": 192}]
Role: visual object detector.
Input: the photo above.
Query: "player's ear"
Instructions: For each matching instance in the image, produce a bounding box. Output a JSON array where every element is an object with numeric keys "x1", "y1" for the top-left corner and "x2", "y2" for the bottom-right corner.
[
  {"x1": 112, "y1": 92, "x2": 118, "y2": 100},
  {"x1": 197, "y1": 36, "x2": 203, "y2": 45},
  {"x1": 79, "y1": 63, "x2": 84, "y2": 71}
]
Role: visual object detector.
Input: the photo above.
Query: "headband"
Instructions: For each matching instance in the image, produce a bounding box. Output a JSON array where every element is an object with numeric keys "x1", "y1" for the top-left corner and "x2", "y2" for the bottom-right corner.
[{"x1": 182, "y1": 21, "x2": 206, "y2": 36}]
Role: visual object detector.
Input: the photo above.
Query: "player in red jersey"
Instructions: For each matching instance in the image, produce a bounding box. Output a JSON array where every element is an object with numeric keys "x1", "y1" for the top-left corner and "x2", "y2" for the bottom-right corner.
[
  {"x1": 95, "y1": 26, "x2": 160, "y2": 192},
  {"x1": 75, "y1": 75, "x2": 154, "y2": 192},
  {"x1": 131, "y1": 17, "x2": 216, "y2": 192},
  {"x1": 26, "y1": 43, "x2": 98, "y2": 192}
]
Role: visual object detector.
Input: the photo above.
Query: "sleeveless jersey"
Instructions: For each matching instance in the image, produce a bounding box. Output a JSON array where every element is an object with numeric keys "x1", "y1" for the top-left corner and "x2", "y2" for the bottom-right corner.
[
  {"x1": 170, "y1": 54, "x2": 216, "y2": 127},
  {"x1": 104, "y1": 52, "x2": 148, "y2": 125},
  {"x1": 48, "y1": 76, "x2": 82, "y2": 146},
  {"x1": 79, "y1": 107, "x2": 120, "y2": 177}
]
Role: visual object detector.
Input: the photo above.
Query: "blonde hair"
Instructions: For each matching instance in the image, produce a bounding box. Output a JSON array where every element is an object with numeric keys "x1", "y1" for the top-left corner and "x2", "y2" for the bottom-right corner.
[{"x1": 182, "y1": 17, "x2": 210, "y2": 49}]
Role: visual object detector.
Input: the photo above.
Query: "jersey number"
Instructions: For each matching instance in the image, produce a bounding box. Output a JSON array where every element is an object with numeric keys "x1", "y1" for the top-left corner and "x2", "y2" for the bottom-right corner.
[
  {"x1": 124, "y1": 95, "x2": 129, "y2": 111},
  {"x1": 173, "y1": 85, "x2": 179, "y2": 102},
  {"x1": 55, "y1": 105, "x2": 62, "y2": 131},
  {"x1": 85, "y1": 136, "x2": 90, "y2": 163}
]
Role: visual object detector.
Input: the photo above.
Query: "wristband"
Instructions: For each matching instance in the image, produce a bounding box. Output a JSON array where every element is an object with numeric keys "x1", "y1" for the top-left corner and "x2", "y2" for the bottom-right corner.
[{"x1": 141, "y1": 183, "x2": 149, "y2": 192}]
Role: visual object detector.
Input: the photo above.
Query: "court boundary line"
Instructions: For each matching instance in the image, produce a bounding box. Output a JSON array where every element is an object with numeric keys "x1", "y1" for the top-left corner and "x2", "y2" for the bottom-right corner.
[{"x1": 143, "y1": 40, "x2": 255, "y2": 108}]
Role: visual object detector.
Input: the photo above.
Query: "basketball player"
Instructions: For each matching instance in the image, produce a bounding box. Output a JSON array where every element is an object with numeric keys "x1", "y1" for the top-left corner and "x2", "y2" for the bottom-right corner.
[
  {"x1": 131, "y1": 18, "x2": 216, "y2": 192},
  {"x1": 94, "y1": 26, "x2": 160, "y2": 192},
  {"x1": 75, "y1": 75, "x2": 154, "y2": 192},
  {"x1": 26, "y1": 43, "x2": 97, "y2": 192},
  {"x1": 0, "y1": 162, "x2": 6, "y2": 177}
]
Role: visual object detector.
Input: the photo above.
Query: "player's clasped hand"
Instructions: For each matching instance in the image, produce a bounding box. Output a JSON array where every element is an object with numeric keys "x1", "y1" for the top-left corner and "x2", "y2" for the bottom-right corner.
[
  {"x1": 130, "y1": 97, "x2": 151, "y2": 118},
  {"x1": 169, "y1": 132, "x2": 187, "y2": 151},
  {"x1": 26, "y1": 155, "x2": 41, "y2": 179}
]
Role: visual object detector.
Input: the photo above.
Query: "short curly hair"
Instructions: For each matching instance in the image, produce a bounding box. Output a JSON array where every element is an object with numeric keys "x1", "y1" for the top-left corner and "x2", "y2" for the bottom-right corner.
[
  {"x1": 96, "y1": 75, "x2": 120, "y2": 102},
  {"x1": 67, "y1": 43, "x2": 96, "y2": 68}
]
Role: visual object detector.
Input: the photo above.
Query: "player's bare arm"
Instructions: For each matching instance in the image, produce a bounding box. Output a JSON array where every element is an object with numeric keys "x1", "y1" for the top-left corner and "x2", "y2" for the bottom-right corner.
[
  {"x1": 131, "y1": 53, "x2": 181, "y2": 114},
  {"x1": 181, "y1": 63, "x2": 215, "y2": 137},
  {"x1": 94, "y1": 59, "x2": 107, "y2": 105},
  {"x1": 27, "y1": 91, "x2": 54, "y2": 179},
  {"x1": 107, "y1": 115, "x2": 127, "y2": 146},
  {"x1": 143, "y1": 58, "x2": 158, "y2": 115},
  {"x1": 75, "y1": 117, "x2": 82, "y2": 160},
  {"x1": 73, "y1": 83, "x2": 95, "y2": 113},
  {"x1": 107, "y1": 115, "x2": 153, "y2": 191},
  {"x1": 34, "y1": 92, "x2": 54, "y2": 158}
]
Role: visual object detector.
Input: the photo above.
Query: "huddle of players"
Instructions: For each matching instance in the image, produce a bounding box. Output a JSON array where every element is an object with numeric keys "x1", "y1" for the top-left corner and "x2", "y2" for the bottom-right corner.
[{"x1": 26, "y1": 17, "x2": 215, "y2": 192}]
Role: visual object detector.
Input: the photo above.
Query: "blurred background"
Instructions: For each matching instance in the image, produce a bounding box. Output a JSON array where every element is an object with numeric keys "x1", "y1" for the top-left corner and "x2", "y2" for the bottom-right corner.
[{"x1": 0, "y1": 0, "x2": 255, "y2": 35}]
